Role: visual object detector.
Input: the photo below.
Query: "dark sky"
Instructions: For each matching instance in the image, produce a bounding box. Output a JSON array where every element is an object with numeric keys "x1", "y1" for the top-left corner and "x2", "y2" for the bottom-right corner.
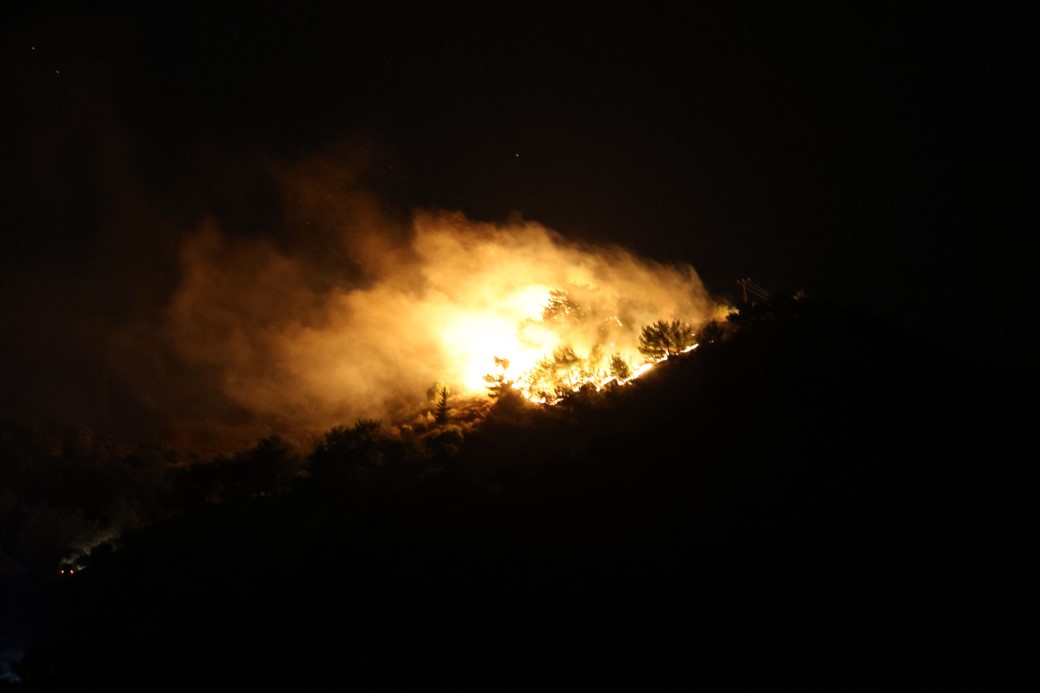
[{"x1": 0, "y1": 4, "x2": 1031, "y2": 432}]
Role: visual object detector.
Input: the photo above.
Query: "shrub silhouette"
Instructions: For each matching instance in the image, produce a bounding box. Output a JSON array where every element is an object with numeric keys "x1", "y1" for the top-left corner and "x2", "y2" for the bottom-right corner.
[{"x1": 637, "y1": 320, "x2": 696, "y2": 360}]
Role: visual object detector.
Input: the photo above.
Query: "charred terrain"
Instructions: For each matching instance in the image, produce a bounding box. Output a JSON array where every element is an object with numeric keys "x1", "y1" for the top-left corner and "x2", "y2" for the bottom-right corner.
[{"x1": 1, "y1": 296, "x2": 1030, "y2": 689}]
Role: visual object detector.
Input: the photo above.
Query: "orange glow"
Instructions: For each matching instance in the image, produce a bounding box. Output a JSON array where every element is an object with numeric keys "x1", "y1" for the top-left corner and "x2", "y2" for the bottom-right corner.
[
  {"x1": 441, "y1": 294, "x2": 705, "y2": 403},
  {"x1": 161, "y1": 205, "x2": 721, "y2": 435}
]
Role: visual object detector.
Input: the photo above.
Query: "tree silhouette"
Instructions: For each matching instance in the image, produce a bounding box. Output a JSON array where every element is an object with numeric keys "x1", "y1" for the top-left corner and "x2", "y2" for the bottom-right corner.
[
  {"x1": 698, "y1": 319, "x2": 725, "y2": 345},
  {"x1": 482, "y1": 357, "x2": 513, "y2": 399},
  {"x1": 426, "y1": 382, "x2": 452, "y2": 422},
  {"x1": 435, "y1": 386, "x2": 450, "y2": 424},
  {"x1": 423, "y1": 424, "x2": 464, "y2": 459},
  {"x1": 541, "y1": 290, "x2": 583, "y2": 323},
  {"x1": 309, "y1": 419, "x2": 386, "y2": 484},
  {"x1": 527, "y1": 346, "x2": 585, "y2": 401},
  {"x1": 609, "y1": 353, "x2": 632, "y2": 380},
  {"x1": 232, "y1": 435, "x2": 302, "y2": 496},
  {"x1": 637, "y1": 320, "x2": 697, "y2": 360}
]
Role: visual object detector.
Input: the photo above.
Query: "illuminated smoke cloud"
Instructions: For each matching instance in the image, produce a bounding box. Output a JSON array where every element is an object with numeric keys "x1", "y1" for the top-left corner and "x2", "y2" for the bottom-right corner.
[
  {"x1": 161, "y1": 210, "x2": 716, "y2": 440},
  {"x1": 100, "y1": 152, "x2": 721, "y2": 449}
]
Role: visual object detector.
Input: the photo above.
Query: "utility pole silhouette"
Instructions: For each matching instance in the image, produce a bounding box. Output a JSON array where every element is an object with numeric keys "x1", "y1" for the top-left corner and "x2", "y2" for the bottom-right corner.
[{"x1": 737, "y1": 277, "x2": 770, "y2": 304}]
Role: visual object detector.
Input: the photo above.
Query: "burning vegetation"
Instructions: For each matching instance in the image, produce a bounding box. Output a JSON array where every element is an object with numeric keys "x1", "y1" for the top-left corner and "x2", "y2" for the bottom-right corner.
[
  {"x1": 156, "y1": 203, "x2": 725, "y2": 442},
  {"x1": 475, "y1": 295, "x2": 705, "y2": 405},
  {"x1": 409, "y1": 212, "x2": 723, "y2": 407}
]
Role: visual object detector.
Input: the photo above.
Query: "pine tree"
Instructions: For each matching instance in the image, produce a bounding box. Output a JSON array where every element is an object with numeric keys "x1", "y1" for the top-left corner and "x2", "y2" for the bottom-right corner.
[{"x1": 637, "y1": 320, "x2": 697, "y2": 360}]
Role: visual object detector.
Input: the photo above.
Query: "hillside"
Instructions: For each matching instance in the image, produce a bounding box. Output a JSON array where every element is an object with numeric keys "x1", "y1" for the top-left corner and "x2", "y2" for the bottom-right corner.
[{"x1": 4, "y1": 297, "x2": 1031, "y2": 689}]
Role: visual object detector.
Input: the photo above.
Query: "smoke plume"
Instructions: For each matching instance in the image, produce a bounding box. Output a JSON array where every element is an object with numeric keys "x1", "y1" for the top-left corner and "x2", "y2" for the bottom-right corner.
[{"x1": 145, "y1": 177, "x2": 718, "y2": 448}]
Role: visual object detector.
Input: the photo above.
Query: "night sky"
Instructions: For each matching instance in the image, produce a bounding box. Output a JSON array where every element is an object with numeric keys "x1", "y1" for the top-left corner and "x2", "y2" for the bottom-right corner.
[{"x1": 0, "y1": 4, "x2": 1030, "y2": 433}]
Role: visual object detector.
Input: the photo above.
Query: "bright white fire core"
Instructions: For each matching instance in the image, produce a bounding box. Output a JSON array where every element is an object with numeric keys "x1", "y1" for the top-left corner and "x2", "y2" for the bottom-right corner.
[{"x1": 413, "y1": 213, "x2": 717, "y2": 402}]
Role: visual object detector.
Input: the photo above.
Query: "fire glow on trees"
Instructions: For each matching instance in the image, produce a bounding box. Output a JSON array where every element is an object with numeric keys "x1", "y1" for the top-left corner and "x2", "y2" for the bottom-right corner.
[
  {"x1": 414, "y1": 215, "x2": 719, "y2": 404},
  {"x1": 155, "y1": 205, "x2": 722, "y2": 440},
  {"x1": 474, "y1": 292, "x2": 702, "y2": 404}
]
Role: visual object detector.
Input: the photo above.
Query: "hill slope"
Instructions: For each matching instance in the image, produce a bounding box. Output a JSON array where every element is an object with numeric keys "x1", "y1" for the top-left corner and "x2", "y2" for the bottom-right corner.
[{"x1": 10, "y1": 298, "x2": 1031, "y2": 689}]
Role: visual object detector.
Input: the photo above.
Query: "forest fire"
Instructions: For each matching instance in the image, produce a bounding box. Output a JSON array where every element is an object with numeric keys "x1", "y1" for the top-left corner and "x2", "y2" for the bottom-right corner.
[
  {"x1": 445, "y1": 286, "x2": 702, "y2": 404},
  {"x1": 154, "y1": 205, "x2": 722, "y2": 439},
  {"x1": 401, "y1": 213, "x2": 720, "y2": 405}
]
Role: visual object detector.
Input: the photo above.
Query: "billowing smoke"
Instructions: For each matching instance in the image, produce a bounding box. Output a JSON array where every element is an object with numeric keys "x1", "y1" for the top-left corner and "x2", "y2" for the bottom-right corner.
[
  {"x1": 146, "y1": 183, "x2": 718, "y2": 447},
  {"x1": 3, "y1": 111, "x2": 719, "y2": 452},
  {"x1": 0, "y1": 15, "x2": 723, "y2": 452}
]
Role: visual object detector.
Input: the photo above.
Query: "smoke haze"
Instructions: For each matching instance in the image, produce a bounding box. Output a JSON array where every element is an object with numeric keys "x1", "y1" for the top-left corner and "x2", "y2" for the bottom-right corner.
[
  {"x1": 150, "y1": 160, "x2": 718, "y2": 447},
  {"x1": 3, "y1": 135, "x2": 718, "y2": 451}
]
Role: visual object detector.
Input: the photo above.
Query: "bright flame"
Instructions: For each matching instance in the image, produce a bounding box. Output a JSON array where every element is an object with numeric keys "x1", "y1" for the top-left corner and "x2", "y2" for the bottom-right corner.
[
  {"x1": 400, "y1": 213, "x2": 717, "y2": 404},
  {"x1": 154, "y1": 185, "x2": 721, "y2": 440},
  {"x1": 434, "y1": 284, "x2": 559, "y2": 391}
]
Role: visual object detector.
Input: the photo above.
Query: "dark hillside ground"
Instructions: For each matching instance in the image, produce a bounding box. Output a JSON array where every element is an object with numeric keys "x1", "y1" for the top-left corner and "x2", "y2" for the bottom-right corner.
[{"x1": 7, "y1": 298, "x2": 1031, "y2": 690}]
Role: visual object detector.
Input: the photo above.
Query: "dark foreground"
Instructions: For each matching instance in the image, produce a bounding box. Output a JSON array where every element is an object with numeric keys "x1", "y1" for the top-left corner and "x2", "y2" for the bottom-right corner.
[{"x1": 6, "y1": 301, "x2": 1032, "y2": 690}]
